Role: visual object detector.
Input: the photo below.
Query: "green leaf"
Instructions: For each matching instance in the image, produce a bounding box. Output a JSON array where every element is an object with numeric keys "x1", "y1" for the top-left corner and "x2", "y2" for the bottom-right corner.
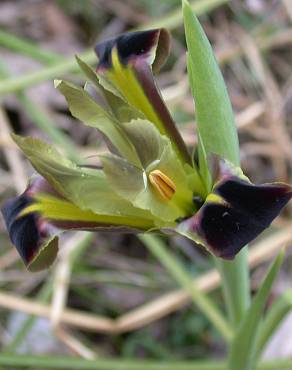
[
  {"x1": 12, "y1": 134, "x2": 151, "y2": 220},
  {"x1": 228, "y1": 251, "x2": 284, "y2": 370},
  {"x1": 183, "y1": 0, "x2": 239, "y2": 166},
  {"x1": 55, "y1": 79, "x2": 140, "y2": 166}
]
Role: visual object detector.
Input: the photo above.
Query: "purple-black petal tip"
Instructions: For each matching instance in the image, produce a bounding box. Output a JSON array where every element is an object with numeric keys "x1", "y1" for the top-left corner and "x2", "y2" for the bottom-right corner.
[
  {"x1": 179, "y1": 178, "x2": 291, "y2": 260},
  {"x1": 95, "y1": 29, "x2": 169, "y2": 72},
  {"x1": 1, "y1": 193, "x2": 40, "y2": 264},
  {"x1": 1, "y1": 179, "x2": 59, "y2": 271}
]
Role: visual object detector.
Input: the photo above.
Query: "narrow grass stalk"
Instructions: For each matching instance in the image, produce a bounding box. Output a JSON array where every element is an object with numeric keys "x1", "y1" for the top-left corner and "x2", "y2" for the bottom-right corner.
[
  {"x1": 228, "y1": 251, "x2": 284, "y2": 370},
  {"x1": 256, "y1": 290, "x2": 292, "y2": 358},
  {"x1": 0, "y1": 60, "x2": 79, "y2": 161},
  {"x1": 0, "y1": 354, "x2": 292, "y2": 370},
  {"x1": 139, "y1": 0, "x2": 229, "y2": 30},
  {"x1": 0, "y1": 0, "x2": 229, "y2": 94},
  {"x1": 0, "y1": 29, "x2": 62, "y2": 64},
  {"x1": 3, "y1": 277, "x2": 53, "y2": 353},
  {"x1": 0, "y1": 50, "x2": 96, "y2": 94},
  {"x1": 139, "y1": 234, "x2": 233, "y2": 341}
]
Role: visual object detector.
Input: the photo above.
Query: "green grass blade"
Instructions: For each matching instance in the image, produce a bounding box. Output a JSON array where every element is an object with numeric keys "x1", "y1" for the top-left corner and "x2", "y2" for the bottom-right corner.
[
  {"x1": 1, "y1": 354, "x2": 292, "y2": 370},
  {"x1": 0, "y1": 50, "x2": 96, "y2": 94},
  {"x1": 256, "y1": 290, "x2": 292, "y2": 358},
  {"x1": 139, "y1": 0, "x2": 229, "y2": 30},
  {"x1": 139, "y1": 234, "x2": 233, "y2": 341},
  {"x1": 0, "y1": 60, "x2": 79, "y2": 161},
  {"x1": 228, "y1": 251, "x2": 285, "y2": 370},
  {"x1": 0, "y1": 29, "x2": 62, "y2": 64}
]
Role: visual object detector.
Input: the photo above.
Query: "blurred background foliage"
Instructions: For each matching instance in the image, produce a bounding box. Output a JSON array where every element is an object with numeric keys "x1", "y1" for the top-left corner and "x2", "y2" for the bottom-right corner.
[{"x1": 0, "y1": 0, "x2": 291, "y2": 366}]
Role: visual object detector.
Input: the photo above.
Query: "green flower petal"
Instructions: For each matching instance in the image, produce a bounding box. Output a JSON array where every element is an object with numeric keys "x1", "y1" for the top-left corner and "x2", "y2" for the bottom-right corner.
[
  {"x1": 76, "y1": 56, "x2": 143, "y2": 123},
  {"x1": 94, "y1": 29, "x2": 191, "y2": 164},
  {"x1": 12, "y1": 134, "x2": 151, "y2": 219},
  {"x1": 101, "y1": 123, "x2": 196, "y2": 223},
  {"x1": 55, "y1": 80, "x2": 140, "y2": 166},
  {"x1": 123, "y1": 119, "x2": 165, "y2": 168}
]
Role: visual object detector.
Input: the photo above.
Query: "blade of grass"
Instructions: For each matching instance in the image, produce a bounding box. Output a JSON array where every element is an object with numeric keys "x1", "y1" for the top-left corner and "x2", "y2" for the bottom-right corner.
[
  {"x1": 3, "y1": 277, "x2": 53, "y2": 353},
  {"x1": 0, "y1": 354, "x2": 224, "y2": 370},
  {"x1": 0, "y1": 49, "x2": 96, "y2": 95},
  {"x1": 256, "y1": 290, "x2": 292, "y2": 359},
  {"x1": 0, "y1": 0, "x2": 228, "y2": 94},
  {"x1": 0, "y1": 29, "x2": 62, "y2": 64},
  {"x1": 183, "y1": 0, "x2": 250, "y2": 326},
  {"x1": 0, "y1": 60, "x2": 79, "y2": 161},
  {"x1": 139, "y1": 0, "x2": 229, "y2": 30},
  {"x1": 0, "y1": 354, "x2": 292, "y2": 370},
  {"x1": 139, "y1": 234, "x2": 233, "y2": 341},
  {"x1": 0, "y1": 1, "x2": 229, "y2": 66},
  {"x1": 228, "y1": 251, "x2": 284, "y2": 370}
]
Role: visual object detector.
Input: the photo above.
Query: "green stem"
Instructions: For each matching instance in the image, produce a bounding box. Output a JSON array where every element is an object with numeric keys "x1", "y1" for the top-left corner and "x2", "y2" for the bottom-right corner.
[
  {"x1": 215, "y1": 248, "x2": 250, "y2": 326},
  {"x1": 0, "y1": 354, "x2": 292, "y2": 370},
  {"x1": 139, "y1": 234, "x2": 233, "y2": 341}
]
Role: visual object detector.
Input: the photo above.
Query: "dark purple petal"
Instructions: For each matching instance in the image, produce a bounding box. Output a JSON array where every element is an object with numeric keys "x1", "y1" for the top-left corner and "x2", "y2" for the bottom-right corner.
[
  {"x1": 94, "y1": 29, "x2": 191, "y2": 164},
  {"x1": 1, "y1": 176, "x2": 153, "y2": 271},
  {"x1": 178, "y1": 178, "x2": 292, "y2": 259},
  {"x1": 1, "y1": 180, "x2": 58, "y2": 271},
  {"x1": 95, "y1": 29, "x2": 170, "y2": 72}
]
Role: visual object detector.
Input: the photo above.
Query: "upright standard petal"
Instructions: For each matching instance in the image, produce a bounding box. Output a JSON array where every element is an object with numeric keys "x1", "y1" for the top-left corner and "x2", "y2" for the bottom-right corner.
[{"x1": 94, "y1": 29, "x2": 191, "y2": 164}]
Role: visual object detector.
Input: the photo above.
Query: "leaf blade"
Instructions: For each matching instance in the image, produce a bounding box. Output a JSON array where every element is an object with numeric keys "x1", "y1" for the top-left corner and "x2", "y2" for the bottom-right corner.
[
  {"x1": 228, "y1": 251, "x2": 284, "y2": 370},
  {"x1": 183, "y1": 0, "x2": 239, "y2": 166}
]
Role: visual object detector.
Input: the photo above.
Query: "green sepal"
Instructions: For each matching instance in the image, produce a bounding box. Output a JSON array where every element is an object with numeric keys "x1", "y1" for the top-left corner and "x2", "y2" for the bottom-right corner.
[
  {"x1": 101, "y1": 120, "x2": 195, "y2": 222},
  {"x1": 12, "y1": 134, "x2": 152, "y2": 220},
  {"x1": 55, "y1": 79, "x2": 140, "y2": 166},
  {"x1": 23, "y1": 193, "x2": 156, "y2": 230},
  {"x1": 76, "y1": 56, "x2": 143, "y2": 123},
  {"x1": 123, "y1": 119, "x2": 165, "y2": 168},
  {"x1": 28, "y1": 235, "x2": 59, "y2": 272}
]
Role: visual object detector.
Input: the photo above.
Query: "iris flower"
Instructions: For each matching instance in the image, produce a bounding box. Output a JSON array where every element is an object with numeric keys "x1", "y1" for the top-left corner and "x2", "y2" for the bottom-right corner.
[{"x1": 1, "y1": 29, "x2": 291, "y2": 271}]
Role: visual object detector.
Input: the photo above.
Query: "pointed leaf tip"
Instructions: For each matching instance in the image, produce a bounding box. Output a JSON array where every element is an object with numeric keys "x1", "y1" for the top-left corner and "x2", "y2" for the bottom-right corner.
[
  {"x1": 183, "y1": 2, "x2": 240, "y2": 165},
  {"x1": 54, "y1": 79, "x2": 62, "y2": 88}
]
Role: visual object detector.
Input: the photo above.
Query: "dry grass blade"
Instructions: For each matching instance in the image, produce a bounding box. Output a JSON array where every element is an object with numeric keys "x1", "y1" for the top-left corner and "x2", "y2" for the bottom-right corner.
[{"x1": 239, "y1": 29, "x2": 291, "y2": 180}]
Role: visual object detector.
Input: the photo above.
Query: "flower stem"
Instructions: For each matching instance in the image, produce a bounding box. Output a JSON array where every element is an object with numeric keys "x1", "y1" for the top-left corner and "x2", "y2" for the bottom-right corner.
[
  {"x1": 139, "y1": 234, "x2": 233, "y2": 341},
  {"x1": 215, "y1": 248, "x2": 250, "y2": 326}
]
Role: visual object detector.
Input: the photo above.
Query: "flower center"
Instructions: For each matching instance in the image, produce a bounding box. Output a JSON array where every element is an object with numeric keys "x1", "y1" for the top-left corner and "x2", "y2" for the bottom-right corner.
[{"x1": 148, "y1": 170, "x2": 176, "y2": 201}]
